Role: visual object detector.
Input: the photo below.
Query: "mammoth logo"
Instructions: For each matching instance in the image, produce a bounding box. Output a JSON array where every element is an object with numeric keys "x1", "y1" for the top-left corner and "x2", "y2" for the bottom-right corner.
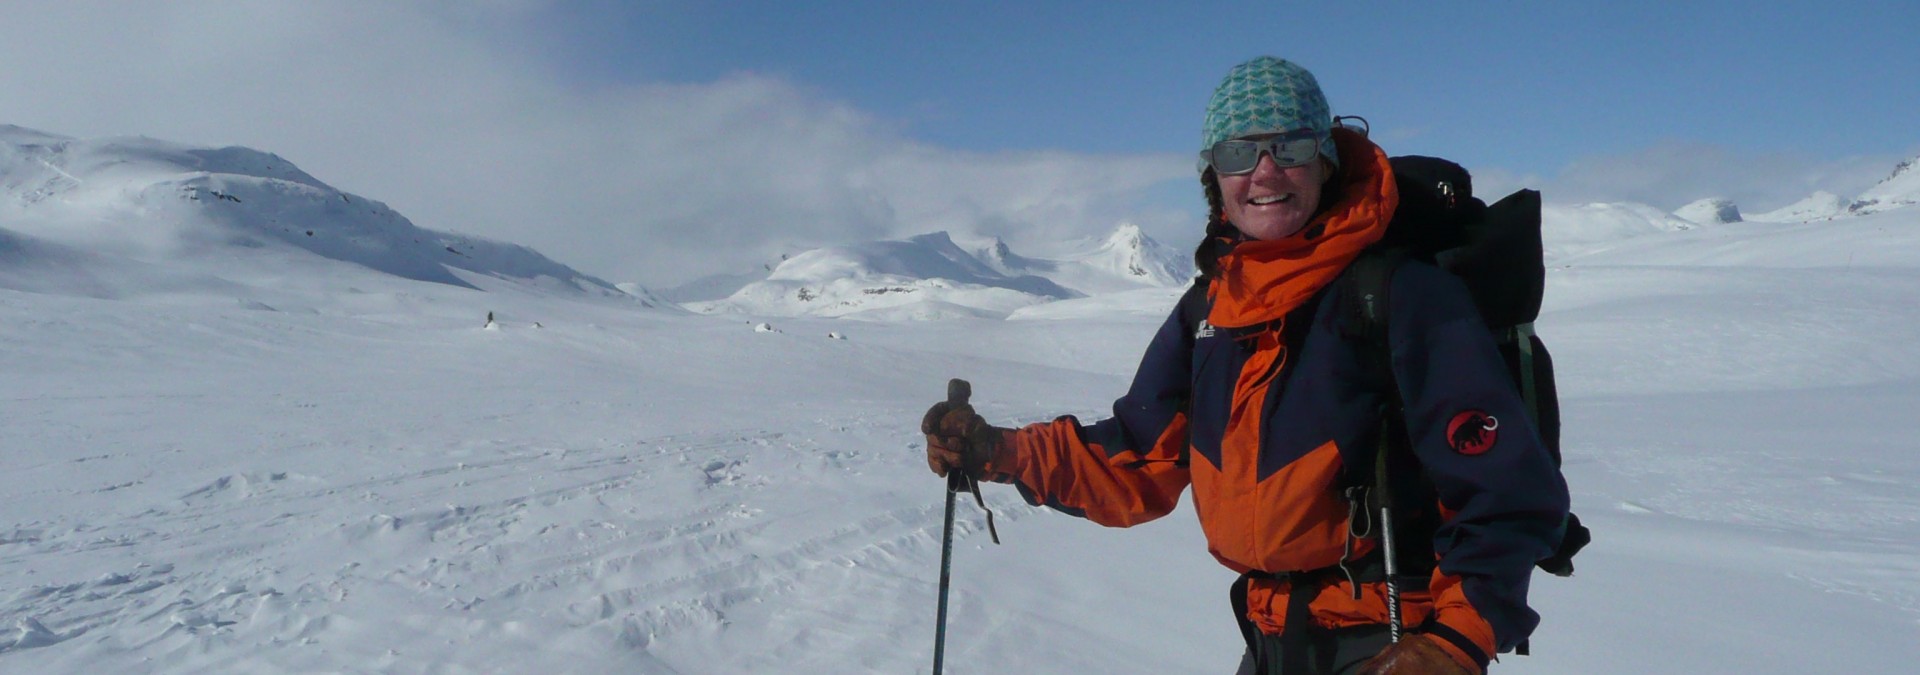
[{"x1": 1446, "y1": 410, "x2": 1500, "y2": 456}]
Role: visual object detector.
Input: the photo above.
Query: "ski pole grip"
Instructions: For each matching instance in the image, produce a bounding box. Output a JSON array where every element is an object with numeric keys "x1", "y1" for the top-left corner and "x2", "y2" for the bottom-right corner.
[
  {"x1": 946, "y1": 378, "x2": 971, "y2": 407},
  {"x1": 943, "y1": 379, "x2": 972, "y2": 494}
]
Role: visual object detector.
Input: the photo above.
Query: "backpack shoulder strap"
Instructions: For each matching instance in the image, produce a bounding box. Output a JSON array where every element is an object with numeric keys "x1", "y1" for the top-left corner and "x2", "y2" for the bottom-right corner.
[
  {"x1": 1339, "y1": 247, "x2": 1409, "y2": 369},
  {"x1": 1333, "y1": 246, "x2": 1406, "y2": 494},
  {"x1": 1337, "y1": 248, "x2": 1444, "y2": 579}
]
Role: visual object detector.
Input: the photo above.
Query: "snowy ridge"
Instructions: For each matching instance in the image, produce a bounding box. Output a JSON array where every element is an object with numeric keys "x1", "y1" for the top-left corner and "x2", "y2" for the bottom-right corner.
[
  {"x1": 697, "y1": 225, "x2": 1190, "y2": 320},
  {"x1": 1670, "y1": 154, "x2": 1920, "y2": 224},
  {"x1": 1849, "y1": 155, "x2": 1920, "y2": 215},
  {"x1": 697, "y1": 231, "x2": 1073, "y2": 320},
  {"x1": 1748, "y1": 191, "x2": 1849, "y2": 223},
  {"x1": 1674, "y1": 197, "x2": 1742, "y2": 225},
  {"x1": 977, "y1": 223, "x2": 1194, "y2": 295},
  {"x1": 1062, "y1": 222, "x2": 1194, "y2": 289},
  {"x1": 0, "y1": 124, "x2": 657, "y2": 305},
  {"x1": 1541, "y1": 201, "x2": 1697, "y2": 259}
]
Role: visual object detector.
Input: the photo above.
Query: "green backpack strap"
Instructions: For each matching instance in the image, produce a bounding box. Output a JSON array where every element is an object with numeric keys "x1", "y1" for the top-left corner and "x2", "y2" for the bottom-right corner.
[{"x1": 1509, "y1": 323, "x2": 1539, "y2": 428}]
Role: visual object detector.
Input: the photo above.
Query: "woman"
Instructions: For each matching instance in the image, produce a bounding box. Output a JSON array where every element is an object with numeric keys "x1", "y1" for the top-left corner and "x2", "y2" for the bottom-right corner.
[{"x1": 923, "y1": 56, "x2": 1569, "y2": 675}]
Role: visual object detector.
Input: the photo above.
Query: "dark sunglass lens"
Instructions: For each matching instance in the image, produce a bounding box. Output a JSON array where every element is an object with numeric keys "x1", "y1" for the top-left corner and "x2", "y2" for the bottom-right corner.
[
  {"x1": 1270, "y1": 137, "x2": 1320, "y2": 166},
  {"x1": 1210, "y1": 141, "x2": 1261, "y2": 174}
]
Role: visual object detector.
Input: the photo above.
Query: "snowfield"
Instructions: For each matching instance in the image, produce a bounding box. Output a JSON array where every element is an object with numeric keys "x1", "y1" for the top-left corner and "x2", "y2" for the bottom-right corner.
[{"x1": 5, "y1": 126, "x2": 1920, "y2": 674}]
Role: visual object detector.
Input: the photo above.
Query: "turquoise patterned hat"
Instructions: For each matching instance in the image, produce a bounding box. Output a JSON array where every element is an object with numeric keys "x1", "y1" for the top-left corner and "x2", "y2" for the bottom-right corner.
[{"x1": 1201, "y1": 56, "x2": 1337, "y2": 171}]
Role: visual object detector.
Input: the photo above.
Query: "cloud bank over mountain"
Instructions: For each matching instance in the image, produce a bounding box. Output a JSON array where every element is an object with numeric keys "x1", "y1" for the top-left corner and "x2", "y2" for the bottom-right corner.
[{"x1": 0, "y1": 3, "x2": 1189, "y2": 289}]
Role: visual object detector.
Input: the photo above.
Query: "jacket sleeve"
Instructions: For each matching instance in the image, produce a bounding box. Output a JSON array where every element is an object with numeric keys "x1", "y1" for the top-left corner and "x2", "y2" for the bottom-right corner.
[
  {"x1": 986, "y1": 285, "x2": 1199, "y2": 528},
  {"x1": 1385, "y1": 263, "x2": 1571, "y2": 668}
]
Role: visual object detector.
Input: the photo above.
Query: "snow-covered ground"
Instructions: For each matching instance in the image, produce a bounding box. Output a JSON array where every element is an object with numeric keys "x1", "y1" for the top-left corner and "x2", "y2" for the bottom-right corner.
[{"x1": 6, "y1": 126, "x2": 1920, "y2": 673}]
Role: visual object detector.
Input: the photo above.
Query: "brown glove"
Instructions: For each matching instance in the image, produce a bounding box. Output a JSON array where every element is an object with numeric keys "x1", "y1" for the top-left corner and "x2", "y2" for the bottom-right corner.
[
  {"x1": 920, "y1": 399, "x2": 1010, "y2": 481},
  {"x1": 1355, "y1": 634, "x2": 1474, "y2": 675}
]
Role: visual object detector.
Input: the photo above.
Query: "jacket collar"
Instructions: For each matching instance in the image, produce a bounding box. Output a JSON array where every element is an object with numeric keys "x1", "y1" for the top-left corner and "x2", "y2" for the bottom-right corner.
[{"x1": 1207, "y1": 127, "x2": 1399, "y2": 329}]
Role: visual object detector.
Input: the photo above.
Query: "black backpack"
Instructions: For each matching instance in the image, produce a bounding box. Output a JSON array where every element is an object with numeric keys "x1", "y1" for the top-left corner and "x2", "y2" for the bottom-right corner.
[{"x1": 1341, "y1": 156, "x2": 1588, "y2": 588}]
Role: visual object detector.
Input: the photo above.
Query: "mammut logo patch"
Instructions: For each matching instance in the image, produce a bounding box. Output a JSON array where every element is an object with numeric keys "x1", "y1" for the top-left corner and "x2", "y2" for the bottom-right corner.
[
  {"x1": 1446, "y1": 410, "x2": 1499, "y2": 456},
  {"x1": 1194, "y1": 320, "x2": 1215, "y2": 339}
]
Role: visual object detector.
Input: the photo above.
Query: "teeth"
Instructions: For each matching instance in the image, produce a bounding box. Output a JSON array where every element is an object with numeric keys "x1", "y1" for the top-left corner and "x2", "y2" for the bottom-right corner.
[{"x1": 1250, "y1": 194, "x2": 1292, "y2": 206}]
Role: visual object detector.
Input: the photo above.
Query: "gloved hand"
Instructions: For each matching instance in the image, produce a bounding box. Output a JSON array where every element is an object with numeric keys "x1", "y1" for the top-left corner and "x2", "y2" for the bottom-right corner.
[
  {"x1": 1354, "y1": 634, "x2": 1474, "y2": 675},
  {"x1": 920, "y1": 398, "x2": 1010, "y2": 481}
]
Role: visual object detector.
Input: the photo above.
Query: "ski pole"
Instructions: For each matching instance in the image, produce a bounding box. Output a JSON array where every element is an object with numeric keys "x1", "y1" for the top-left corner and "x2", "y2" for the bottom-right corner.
[
  {"x1": 932, "y1": 378, "x2": 970, "y2": 675},
  {"x1": 934, "y1": 472, "x2": 960, "y2": 674},
  {"x1": 1376, "y1": 446, "x2": 1403, "y2": 643}
]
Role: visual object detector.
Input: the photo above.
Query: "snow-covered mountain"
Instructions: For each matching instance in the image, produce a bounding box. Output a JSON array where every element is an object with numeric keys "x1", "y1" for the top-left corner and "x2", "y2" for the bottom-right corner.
[
  {"x1": 1748, "y1": 191, "x2": 1849, "y2": 223},
  {"x1": 1542, "y1": 201, "x2": 1697, "y2": 259},
  {"x1": 694, "y1": 231, "x2": 1074, "y2": 320},
  {"x1": 975, "y1": 223, "x2": 1194, "y2": 295},
  {"x1": 696, "y1": 224, "x2": 1192, "y2": 320},
  {"x1": 0, "y1": 124, "x2": 656, "y2": 306},
  {"x1": 1674, "y1": 198, "x2": 1742, "y2": 225},
  {"x1": 1849, "y1": 155, "x2": 1920, "y2": 215},
  {"x1": 1658, "y1": 155, "x2": 1920, "y2": 225}
]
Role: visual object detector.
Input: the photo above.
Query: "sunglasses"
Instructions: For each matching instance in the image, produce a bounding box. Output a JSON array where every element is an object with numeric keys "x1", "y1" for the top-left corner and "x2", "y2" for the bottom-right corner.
[{"x1": 1200, "y1": 130, "x2": 1325, "y2": 175}]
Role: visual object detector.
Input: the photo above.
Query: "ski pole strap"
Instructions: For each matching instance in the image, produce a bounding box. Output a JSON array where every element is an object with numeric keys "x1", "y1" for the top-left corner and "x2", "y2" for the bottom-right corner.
[{"x1": 955, "y1": 475, "x2": 1000, "y2": 544}]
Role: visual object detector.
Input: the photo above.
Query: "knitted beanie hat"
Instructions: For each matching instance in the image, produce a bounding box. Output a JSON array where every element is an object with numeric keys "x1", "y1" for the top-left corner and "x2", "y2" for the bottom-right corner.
[{"x1": 1200, "y1": 56, "x2": 1337, "y2": 172}]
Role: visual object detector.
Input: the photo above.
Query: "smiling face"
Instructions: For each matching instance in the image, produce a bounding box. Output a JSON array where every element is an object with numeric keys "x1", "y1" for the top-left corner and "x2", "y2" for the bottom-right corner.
[{"x1": 1216, "y1": 146, "x2": 1330, "y2": 241}]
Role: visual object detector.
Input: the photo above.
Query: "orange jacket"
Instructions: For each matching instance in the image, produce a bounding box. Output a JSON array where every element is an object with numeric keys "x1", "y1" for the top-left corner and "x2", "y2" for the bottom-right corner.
[{"x1": 982, "y1": 129, "x2": 1569, "y2": 672}]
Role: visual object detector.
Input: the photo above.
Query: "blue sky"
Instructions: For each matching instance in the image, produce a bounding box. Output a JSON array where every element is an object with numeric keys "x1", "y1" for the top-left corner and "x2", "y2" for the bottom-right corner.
[
  {"x1": 2, "y1": 2, "x2": 1916, "y2": 285},
  {"x1": 535, "y1": 1, "x2": 1918, "y2": 175}
]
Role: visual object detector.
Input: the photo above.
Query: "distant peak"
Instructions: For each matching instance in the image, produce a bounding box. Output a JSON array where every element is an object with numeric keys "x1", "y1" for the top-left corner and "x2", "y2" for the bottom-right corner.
[
  {"x1": 0, "y1": 123, "x2": 74, "y2": 144},
  {"x1": 1848, "y1": 154, "x2": 1920, "y2": 214},
  {"x1": 907, "y1": 230, "x2": 956, "y2": 247},
  {"x1": 986, "y1": 237, "x2": 1012, "y2": 259},
  {"x1": 1674, "y1": 198, "x2": 1742, "y2": 224}
]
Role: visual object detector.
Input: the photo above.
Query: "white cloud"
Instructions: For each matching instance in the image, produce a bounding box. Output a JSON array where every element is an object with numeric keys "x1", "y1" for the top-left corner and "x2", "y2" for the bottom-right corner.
[{"x1": 0, "y1": 2, "x2": 1188, "y2": 286}]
